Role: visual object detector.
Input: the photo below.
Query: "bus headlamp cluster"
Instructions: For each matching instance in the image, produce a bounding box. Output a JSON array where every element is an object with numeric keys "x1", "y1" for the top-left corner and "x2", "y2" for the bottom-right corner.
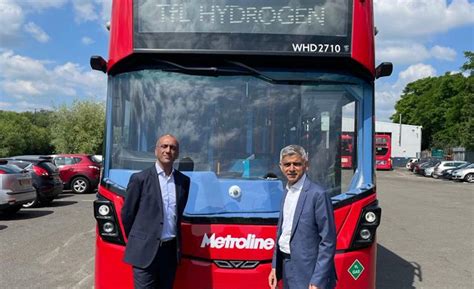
[
  {"x1": 94, "y1": 198, "x2": 125, "y2": 245},
  {"x1": 351, "y1": 202, "x2": 381, "y2": 249}
]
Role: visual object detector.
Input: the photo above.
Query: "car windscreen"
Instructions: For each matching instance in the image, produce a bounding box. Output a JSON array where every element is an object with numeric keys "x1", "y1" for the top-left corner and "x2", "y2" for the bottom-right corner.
[
  {"x1": 375, "y1": 147, "x2": 388, "y2": 156},
  {"x1": 0, "y1": 164, "x2": 24, "y2": 174},
  {"x1": 38, "y1": 161, "x2": 58, "y2": 173}
]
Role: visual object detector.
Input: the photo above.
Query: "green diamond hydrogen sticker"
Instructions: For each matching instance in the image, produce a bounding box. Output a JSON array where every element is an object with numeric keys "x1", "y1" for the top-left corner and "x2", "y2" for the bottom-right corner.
[{"x1": 348, "y1": 259, "x2": 364, "y2": 280}]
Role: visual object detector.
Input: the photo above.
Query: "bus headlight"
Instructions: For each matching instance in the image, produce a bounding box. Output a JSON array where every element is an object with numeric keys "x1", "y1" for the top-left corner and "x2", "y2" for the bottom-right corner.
[
  {"x1": 103, "y1": 222, "x2": 115, "y2": 233},
  {"x1": 359, "y1": 228, "x2": 371, "y2": 240},
  {"x1": 98, "y1": 204, "x2": 110, "y2": 216},
  {"x1": 365, "y1": 211, "x2": 377, "y2": 223},
  {"x1": 94, "y1": 198, "x2": 125, "y2": 245}
]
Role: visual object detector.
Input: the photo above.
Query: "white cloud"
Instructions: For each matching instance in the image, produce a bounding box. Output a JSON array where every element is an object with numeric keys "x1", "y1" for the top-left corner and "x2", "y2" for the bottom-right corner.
[
  {"x1": 73, "y1": 0, "x2": 99, "y2": 23},
  {"x1": 376, "y1": 42, "x2": 458, "y2": 64},
  {"x1": 397, "y1": 63, "x2": 437, "y2": 86},
  {"x1": 0, "y1": 51, "x2": 106, "y2": 109},
  {"x1": 24, "y1": 22, "x2": 50, "y2": 43},
  {"x1": 376, "y1": 63, "x2": 437, "y2": 121},
  {"x1": 376, "y1": 42, "x2": 430, "y2": 64},
  {"x1": 81, "y1": 36, "x2": 94, "y2": 45},
  {"x1": 430, "y1": 45, "x2": 457, "y2": 61},
  {"x1": 0, "y1": 0, "x2": 24, "y2": 41},
  {"x1": 374, "y1": 0, "x2": 474, "y2": 39},
  {"x1": 21, "y1": 0, "x2": 68, "y2": 11}
]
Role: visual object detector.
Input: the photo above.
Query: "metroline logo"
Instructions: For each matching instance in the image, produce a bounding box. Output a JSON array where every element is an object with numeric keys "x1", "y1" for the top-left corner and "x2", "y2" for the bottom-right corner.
[{"x1": 200, "y1": 233, "x2": 275, "y2": 250}]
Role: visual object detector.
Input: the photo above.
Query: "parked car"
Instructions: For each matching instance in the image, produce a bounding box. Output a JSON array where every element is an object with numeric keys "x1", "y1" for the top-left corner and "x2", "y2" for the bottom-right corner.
[
  {"x1": 423, "y1": 164, "x2": 438, "y2": 177},
  {"x1": 0, "y1": 160, "x2": 36, "y2": 215},
  {"x1": 6, "y1": 156, "x2": 63, "y2": 207},
  {"x1": 414, "y1": 160, "x2": 440, "y2": 175},
  {"x1": 405, "y1": 158, "x2": 419, "y2": 170},
  {"x1": 439, "y1": 162, "x2": 471, "y2": 179},
  {"x1": 432, "y1": 161, "x2": 469, "y2": 179},
  {"x1": 451, "y1": 163, "x2": 474, "y2": 183},
  {"x1": 50, "y1": 154, "x2": 101, "y2": 194}
]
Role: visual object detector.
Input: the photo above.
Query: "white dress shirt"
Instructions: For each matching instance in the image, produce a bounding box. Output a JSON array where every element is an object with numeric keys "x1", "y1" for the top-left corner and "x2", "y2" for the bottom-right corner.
[
  {"x1": 155, "y1": 162, "x2": 177, "y2": 241},
  {"x1": 278, "y1": 174, "x2": 306, "y2": 254}
]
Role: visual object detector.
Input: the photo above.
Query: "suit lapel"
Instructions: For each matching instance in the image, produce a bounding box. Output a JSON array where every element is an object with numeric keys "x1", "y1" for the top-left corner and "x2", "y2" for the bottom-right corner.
[
  {"x1": 290, "y1": 177, "x2": 310, "y2": 238},
  {"x1": 173, "y1": 171, "x2": 182, "y2": 209}
]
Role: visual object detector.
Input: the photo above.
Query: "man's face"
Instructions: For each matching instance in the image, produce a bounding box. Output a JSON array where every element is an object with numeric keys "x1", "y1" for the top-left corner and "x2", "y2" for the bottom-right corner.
[
  {"x1": 280, "y1": 154, "x2": 307, "y2": 186},
  {"x1": 155, "y1": 135, "x2": 179, "y2": 167}
]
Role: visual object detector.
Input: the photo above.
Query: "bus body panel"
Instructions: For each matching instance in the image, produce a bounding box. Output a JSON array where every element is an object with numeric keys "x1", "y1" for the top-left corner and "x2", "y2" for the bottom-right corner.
[
  {"x1": 95, "y1": 234, "x2": 133, "y2": 289},
  {"x1": 108, "y1": 0, "x2": 133, "y2": 70},
  {"x1": 334, "y1": 243, "x2": 377, "y2": 289},
  {"x1": 335, "y1": 193, "x2": 377, "y2": 249},
  {"x1": 351, "y1": 0, "x2": 375, "y2": 76}
]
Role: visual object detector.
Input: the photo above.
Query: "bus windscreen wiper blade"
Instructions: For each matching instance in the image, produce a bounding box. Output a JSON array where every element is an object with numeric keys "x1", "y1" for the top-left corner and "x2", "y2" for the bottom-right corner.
[
  {"x1": 156, "y1": 60, "x2": 251, "y2": 76},
  {"x1": 227, "y1": 60, "x2": 357, "y2": 85}
]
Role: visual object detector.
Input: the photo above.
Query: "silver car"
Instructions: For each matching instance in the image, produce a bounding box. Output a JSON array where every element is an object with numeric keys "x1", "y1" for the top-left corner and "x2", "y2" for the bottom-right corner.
[
  {"x1": 451, "y1": 163, "x2": 474, "y2": 183},
  {"x1": 432, "y1": 161, "x2": 468, "y2": 179},
  {"x1": 0, "y1": 161, "x2": 36, "y2": 216}
]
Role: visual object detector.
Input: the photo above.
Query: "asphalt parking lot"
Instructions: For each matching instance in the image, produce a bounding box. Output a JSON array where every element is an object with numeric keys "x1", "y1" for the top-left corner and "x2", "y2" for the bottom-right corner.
[{"x1": 0, "y1": 169, "x2": 472, "y2": 289}]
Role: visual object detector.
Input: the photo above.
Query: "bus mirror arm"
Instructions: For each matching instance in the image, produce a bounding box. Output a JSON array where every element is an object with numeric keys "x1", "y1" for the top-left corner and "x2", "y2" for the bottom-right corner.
[
  {"x1": 90, "y1": 56, "x2": 107, "y2": 73},
  {"x1": 375, "y1": 62, "x2": 393, "y2": 79}
]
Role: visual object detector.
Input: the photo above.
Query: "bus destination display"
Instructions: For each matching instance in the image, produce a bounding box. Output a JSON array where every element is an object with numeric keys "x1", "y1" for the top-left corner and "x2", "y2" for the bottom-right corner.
[{"x1": 134, "y1": 0, "x2": 352, "y2": 55}]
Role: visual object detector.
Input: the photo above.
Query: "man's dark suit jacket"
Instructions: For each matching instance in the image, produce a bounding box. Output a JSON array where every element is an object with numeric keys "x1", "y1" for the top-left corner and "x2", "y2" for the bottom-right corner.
[
  {"x1": 272, "y1": 176, "x2": 337, "y2": 289},
  {"x1": 121, "y1": 165, "x2": 190, "y2": 269}
]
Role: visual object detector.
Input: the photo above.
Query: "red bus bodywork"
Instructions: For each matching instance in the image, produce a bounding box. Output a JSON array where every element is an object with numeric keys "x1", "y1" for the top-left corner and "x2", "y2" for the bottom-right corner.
[{"x1": 94, "y1": 1, "x2": 383, "y2": 288}]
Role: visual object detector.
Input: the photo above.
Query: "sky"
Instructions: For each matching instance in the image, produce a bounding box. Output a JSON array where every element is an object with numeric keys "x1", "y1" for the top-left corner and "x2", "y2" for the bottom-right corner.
[{"x1": 0, "y1": 0, "x2": 473, "y2": 122}]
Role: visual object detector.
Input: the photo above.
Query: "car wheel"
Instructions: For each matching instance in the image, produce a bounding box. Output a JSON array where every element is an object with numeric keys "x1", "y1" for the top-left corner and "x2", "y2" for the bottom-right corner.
[
  {"x1": 71, "y1": 176, "x2": 90, "y2": 194},
  {"x1": 23, "y1": 189, "x2": 39, "y2": 208},
  {"x1": 22, "y1": 199, "x2": 39, "y2": 208},
  {"x1": 465, "y1": 173, "x2": 474, "y2": 183}
]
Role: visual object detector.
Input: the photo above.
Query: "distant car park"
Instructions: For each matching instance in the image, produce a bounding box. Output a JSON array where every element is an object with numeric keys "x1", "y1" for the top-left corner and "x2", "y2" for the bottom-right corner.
[{"x1": 0, "y1": 160, "x2": 36, "y2": 215}]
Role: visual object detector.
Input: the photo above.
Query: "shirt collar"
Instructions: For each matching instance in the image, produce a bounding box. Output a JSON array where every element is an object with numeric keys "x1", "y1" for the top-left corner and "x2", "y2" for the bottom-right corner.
[
  {"x1": 155, "y1": 162, "x2": 174, "y2": 177},
  {"x1": 286, "y1": 174, "x2": 306, "y2": 191}
]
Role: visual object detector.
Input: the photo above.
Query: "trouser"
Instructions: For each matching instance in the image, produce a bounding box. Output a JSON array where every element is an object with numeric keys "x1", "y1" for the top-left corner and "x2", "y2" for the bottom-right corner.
[{"x1": 132, "y1": 239, "x2": 177, "y2": 289}]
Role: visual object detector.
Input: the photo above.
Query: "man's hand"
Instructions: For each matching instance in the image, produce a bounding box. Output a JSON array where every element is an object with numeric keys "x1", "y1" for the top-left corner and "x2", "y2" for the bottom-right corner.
[
  {"x1": 309, "y1": 284, "x2": 320, "y2": 289},
  {"x1": 268, "y1": 268, "x2": 277, "y2": 289}
]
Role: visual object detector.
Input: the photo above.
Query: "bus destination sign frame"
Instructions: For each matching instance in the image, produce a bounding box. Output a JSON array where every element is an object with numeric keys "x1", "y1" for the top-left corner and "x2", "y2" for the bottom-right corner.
[{"x1": 133, "y1": 0, "x2": 353, "y2": 56}]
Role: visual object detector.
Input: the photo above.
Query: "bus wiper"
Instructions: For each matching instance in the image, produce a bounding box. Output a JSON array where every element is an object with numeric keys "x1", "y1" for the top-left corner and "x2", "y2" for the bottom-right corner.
[
  {"x1": 156, "y1": 60, "x2": 252, "y2": 76},
  {"x1": 227, "y1": 60, "x2": 357, "y2": 85}
]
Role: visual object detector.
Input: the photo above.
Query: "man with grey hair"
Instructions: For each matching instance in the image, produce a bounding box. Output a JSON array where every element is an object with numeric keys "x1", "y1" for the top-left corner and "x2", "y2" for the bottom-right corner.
[{"x1": 268, "y1": 145, "x2": 337, "y2": 289}]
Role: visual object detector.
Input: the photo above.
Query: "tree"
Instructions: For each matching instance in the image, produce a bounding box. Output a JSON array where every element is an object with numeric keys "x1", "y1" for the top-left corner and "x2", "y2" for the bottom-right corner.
[
  {"x1": 0, "y1": 110, "x2": 53, "y2": 157},
  {"x1": 50, "y1": 100, "x2": 105, "y2": 154},
  {"x1": 391, "y1": 51, "x2": 474, "y2": 150}
]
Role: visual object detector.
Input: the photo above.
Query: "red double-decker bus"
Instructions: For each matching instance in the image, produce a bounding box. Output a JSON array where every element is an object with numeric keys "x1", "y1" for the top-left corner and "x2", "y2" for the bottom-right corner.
[
  {"x1": 91, "y1": 0, "x2": 392, "y2": 288},
  {"x1": 341, "y1": 132, "x2": 355, "y2": 169},
  {"x1": 375, "y1": 133, "x2": 392, "y2": 170}
]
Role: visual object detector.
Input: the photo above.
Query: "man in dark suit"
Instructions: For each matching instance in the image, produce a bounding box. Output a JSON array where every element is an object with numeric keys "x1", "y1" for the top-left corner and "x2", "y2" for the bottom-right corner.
[
  {"x1": 268, "y1": 145, "x2": 337, "y2": 289},
  {"x1": 122, "y1": 134, "x2": 190, "y2": 289}
]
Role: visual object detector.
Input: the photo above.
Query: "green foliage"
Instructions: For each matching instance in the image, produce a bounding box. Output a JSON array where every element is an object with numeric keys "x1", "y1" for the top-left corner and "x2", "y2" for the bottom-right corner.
[
  {"x1": 391, "y1": 52, "x2": 474, "y2": 150},
  {"x1": 50, "y1": 100, "x2": 105, "y2": 154},
  {"x1": 0, "y1": 110, "x2": 54, "y2": 157}
]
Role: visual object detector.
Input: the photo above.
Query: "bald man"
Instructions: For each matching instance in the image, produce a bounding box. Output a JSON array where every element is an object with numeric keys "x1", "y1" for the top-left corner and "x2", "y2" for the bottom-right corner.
[{"x1": 122, "y1": 134, "x2": 190, "y2": 289}]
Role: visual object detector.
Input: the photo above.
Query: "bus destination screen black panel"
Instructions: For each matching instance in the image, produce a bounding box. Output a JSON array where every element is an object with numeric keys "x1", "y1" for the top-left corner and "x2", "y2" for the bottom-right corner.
[{"x1": 133, "y1": 0, "x2": 353, "y2": 56}]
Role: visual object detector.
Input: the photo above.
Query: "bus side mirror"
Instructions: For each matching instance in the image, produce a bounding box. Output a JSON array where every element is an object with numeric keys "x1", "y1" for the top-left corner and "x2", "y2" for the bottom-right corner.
[
  {"x1": 90, "y1": 56, "x2": 107, "y2": 73},
  {"x1": 375, "y1": 62, "x2": 393, "y2": 79}
]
